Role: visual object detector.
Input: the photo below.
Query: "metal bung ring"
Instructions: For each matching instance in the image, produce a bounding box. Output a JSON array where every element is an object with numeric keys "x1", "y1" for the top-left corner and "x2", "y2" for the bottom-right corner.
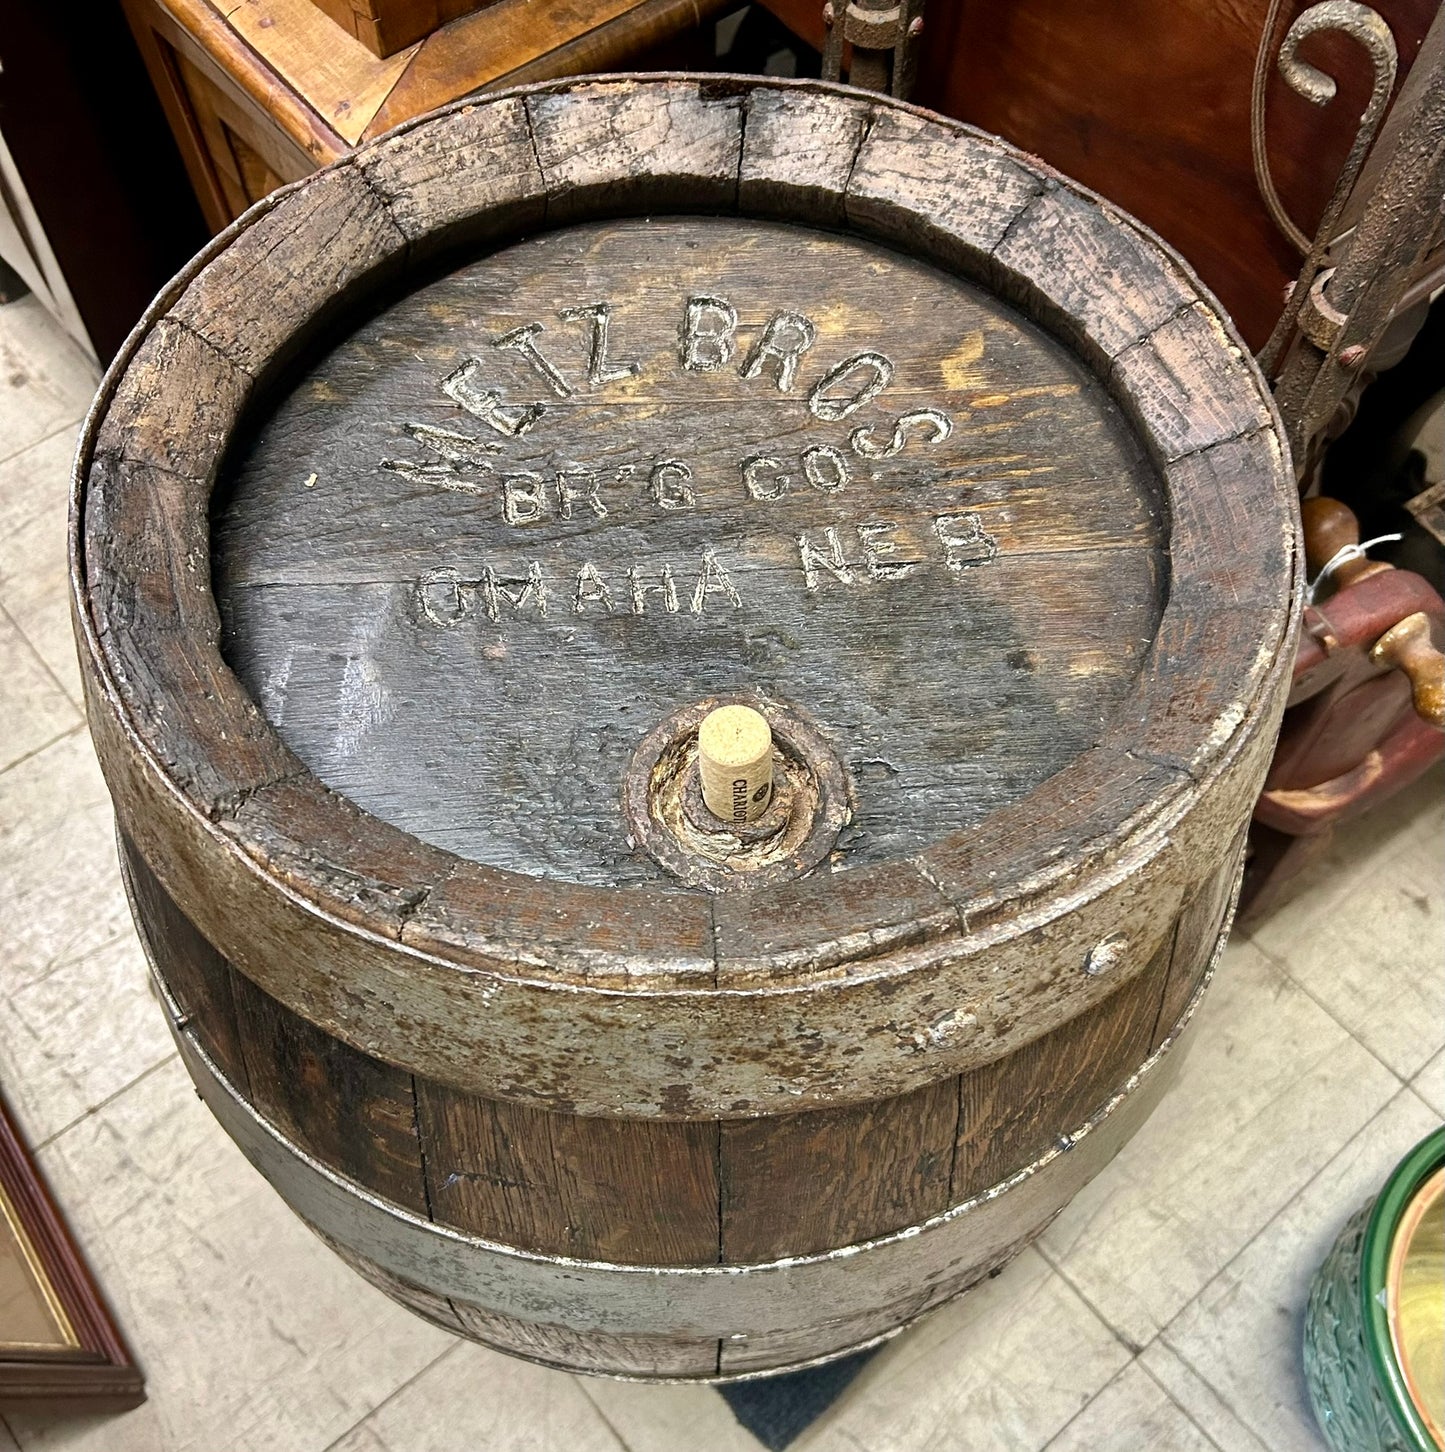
[{"x1": 622, "y1": 694, "x2": 852, "y2": 891}]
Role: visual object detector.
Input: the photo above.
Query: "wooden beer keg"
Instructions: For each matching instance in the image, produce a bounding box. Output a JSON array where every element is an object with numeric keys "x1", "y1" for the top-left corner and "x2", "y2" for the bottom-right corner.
[{"x1": 73, "y1": 76, "x2": 1301, "y2": 1380}]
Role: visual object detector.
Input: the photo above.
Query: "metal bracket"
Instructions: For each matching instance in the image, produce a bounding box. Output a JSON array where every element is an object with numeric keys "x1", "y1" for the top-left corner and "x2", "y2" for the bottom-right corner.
[
  {"x1": 1260, "y1": 3, "x2": 1445, "y2": 470},
  {"x1": 821, "y1": 0, "x2": 926, "y2": 99},
  {"x1": 1296, "y1": 267, "x2": 1348, "y2": 353}
]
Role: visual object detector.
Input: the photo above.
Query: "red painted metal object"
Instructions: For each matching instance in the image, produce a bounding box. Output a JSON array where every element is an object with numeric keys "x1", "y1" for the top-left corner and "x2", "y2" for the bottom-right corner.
[{"x1": 1241, "y1": 497, "x2": 1445, "y2": 920}]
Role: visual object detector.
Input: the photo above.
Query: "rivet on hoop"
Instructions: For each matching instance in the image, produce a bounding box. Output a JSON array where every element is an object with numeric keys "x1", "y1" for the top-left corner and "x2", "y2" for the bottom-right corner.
[{"x1": 1084, "y1": 934, "x2": 1129, "y2": 976}]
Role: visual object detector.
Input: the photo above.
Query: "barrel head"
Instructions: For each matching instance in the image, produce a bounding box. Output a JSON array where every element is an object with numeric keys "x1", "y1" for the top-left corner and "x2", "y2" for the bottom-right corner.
[{"x1": 212, "y1": 215, "x2": 1167, "y2": 886}]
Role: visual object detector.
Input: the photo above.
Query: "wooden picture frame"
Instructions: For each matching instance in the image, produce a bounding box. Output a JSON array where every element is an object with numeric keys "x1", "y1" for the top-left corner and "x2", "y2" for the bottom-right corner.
[{"x1": 0, "y1": 1089, "x2": 144, "y2": 1412}]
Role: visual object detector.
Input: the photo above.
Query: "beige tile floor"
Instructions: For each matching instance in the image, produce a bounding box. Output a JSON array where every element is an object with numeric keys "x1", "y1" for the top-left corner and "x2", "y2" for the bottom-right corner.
[{"x1": 0, "y1": 294, "x2": 1440, "y2": 1451}]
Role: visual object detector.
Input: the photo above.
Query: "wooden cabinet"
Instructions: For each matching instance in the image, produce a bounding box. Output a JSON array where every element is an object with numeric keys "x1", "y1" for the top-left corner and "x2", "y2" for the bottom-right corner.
[
  {"x1": 121, "y1": 0, "x2": 731, "y2": 233},
  {"x1": 757, "y1": 0, "x2": 1439, "y2": 352}
]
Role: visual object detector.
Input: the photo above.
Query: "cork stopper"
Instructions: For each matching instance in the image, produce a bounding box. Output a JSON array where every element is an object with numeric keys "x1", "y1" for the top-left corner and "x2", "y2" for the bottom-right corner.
[{"x1": 697, "y1": 705, "x2": 774, "y2": 824}]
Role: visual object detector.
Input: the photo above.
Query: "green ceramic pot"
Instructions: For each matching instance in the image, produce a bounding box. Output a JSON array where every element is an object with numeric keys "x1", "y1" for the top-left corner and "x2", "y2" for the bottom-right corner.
[{"x1": 1304, "y1": 1126, "x2": 1444, "y2": 1452}]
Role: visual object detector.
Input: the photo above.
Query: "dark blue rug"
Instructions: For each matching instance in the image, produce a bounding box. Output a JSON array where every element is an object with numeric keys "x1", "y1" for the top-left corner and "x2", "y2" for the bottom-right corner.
[{"x1": 717, "y1": 1348, "x2": 880, "y2": 1449}]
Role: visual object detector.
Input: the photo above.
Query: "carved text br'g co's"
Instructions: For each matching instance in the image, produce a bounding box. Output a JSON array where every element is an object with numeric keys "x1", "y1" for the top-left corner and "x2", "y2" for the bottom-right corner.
[{"x1": 377, "y1": 293, "x2": 1003, "y2": 628}]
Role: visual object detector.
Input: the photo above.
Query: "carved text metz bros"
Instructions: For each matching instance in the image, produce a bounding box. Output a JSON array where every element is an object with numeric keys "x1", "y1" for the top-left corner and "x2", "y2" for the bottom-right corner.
[{"x1": 385, "y1": 297, "x2": 1001, "y2": 627}]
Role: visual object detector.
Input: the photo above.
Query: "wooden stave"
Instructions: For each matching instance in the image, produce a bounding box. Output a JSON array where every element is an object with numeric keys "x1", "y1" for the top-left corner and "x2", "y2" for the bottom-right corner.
[
  {"x1": 125, "y1": 829, "x2": 1241, "y2": 1376},
  {"x1": 144, "y1": 892, "x2": 1224, "y2": 1380},
  {"x1": 72, "y1": 75, "x2": 1300, "y2": 1120}
]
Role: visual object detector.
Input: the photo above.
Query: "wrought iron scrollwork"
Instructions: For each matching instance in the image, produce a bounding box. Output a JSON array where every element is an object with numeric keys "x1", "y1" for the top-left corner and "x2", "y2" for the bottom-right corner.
[
  {"x1": 1255, "y1": 1, "x2": 1405, "y2": 383},
  {"x1": 1252, "y1": 0, "x2": 1399, "y2": 260},
  {"x1": 1265, "y1": 0, "x2": 1445, "y2": 474}
]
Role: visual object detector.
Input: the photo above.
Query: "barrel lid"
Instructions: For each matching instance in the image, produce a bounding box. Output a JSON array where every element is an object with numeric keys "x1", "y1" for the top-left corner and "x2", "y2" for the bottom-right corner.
[
  {"x1": 215, "y1": 211, "x2": 1170, "y2": 892},
  {"x1": 75, "y1": 77, "x2": 1300, "y2": 1116}
]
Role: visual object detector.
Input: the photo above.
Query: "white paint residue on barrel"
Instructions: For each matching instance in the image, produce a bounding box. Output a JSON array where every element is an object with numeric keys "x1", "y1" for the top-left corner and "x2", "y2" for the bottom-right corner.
[
  {"x1": 258, "y1": 649, "x2": 294, "y2": 728},
  {"x1": 333, "y1": 615, "x2": 394, "y2": 761}
]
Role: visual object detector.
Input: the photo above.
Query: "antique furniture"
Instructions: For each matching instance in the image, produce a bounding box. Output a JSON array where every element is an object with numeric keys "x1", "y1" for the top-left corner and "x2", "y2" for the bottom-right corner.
[
  {"x1": 75, "y1": 76, "x2": 1299, "y2": 1378},
  {"x1": 119, "y1": 0, "x2": 733, "y2": 232},
  {"x1": 762, "y1": 0, "x2": 1440, "y2": 354},
  {"x1": 302, "y1": 0, "x2": 493, "y2": 57},
  {"x1": 0, "y1": 1092, "x2": 144, "y2": 1411}
]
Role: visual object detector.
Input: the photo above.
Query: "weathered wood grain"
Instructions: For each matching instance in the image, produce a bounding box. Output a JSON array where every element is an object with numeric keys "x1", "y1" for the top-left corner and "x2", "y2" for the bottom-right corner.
[
  {"x1": 399, "y1": 860, "x2": 715, "y2": 987},
  {"x1": 1163, "y1": 430, "x2": 1297, "y2": 606},
  {"x1": 916, "y1": 743, "x2": 1187, "y2": 945},
  {"x1": 117, "y1": 759, "x2": 1252, "y2": 1123},
  {"x1": 167, "y1": 161, "x2": 406, "y2": 383},
  {"x1": 81, "y1": 488, "x2": 297, "y2": 805},
  {"x1": 91, "y1": 317, "x2": 250, "y2": 479},
  {"x1": 415, "y1": 1080, "x2": 720, "y2": 1264},
  {"x1": 81, "y1": 625, "x2": 1286, "y2": 1118},
  {"x1": 1111, "y1": 303, "x2": 1275, "y2": 466},
  {"x1": 739, "y1": 87, "x2": 874, "y2": 226},
  {"x1": 991, "y1": 181, "x2": 1198, "y2": 371},
  {"x1": 222, "y1": 776, "x2": 449, "y2": 938},
  {"x1": 229, "y1": 967, "x2": 430, "y2": 1216},
  {"x1": 121, "y1": 834, "x2": 252, "y2": 1095},
  {"x1": 845, "y1": 105, "x2": 1042, "y2": 284},
  {"x1": 953, "y1": 933, "x2": 1173, "y2": 1197},
  {"x1": 212, "y1": 215, "x2": 1166, "y2": 889},
  {"x1": 85, "y1": 455, "x2": 219, "y2": 642},
  {"x1": 169, "y1": 958, "x2": 1212, "y2": 1352},
  {"x1": 720, "y1": 1079, "x2": 959, "y2": 1261},
  {"x1": 713, "y1": 858, "x2": 958, "y2": 983},
  {"x1": 357, "y1": 94, "x2": 546, "y2": 257},
  {"x1": 525, "y1": 78, "x2": 743, "y2": 223}
]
